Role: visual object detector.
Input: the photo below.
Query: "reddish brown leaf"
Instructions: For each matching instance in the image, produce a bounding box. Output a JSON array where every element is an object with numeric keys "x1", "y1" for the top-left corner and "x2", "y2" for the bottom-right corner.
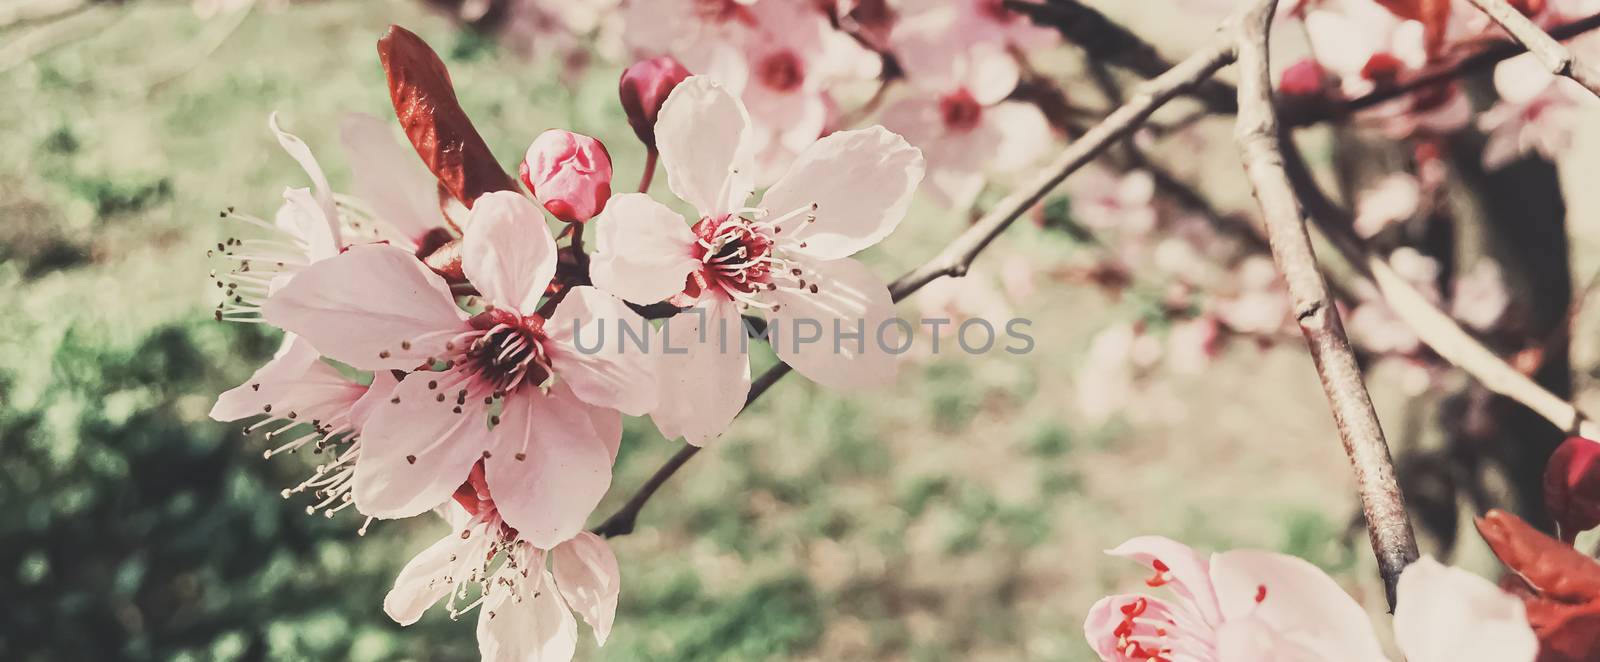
[
  {"x1": 1476, "y1": 509, "x2": 1600, "y2": 603},
  {"x1": 378, "y1": 25, "x2": 519, "y2": 209},
  {"x1": 1545, "y1": 437, "x2": 1600, "y2": 542},
  {"x1": 1525, "y1": 597, "x2": 1600, "y2": 662}
]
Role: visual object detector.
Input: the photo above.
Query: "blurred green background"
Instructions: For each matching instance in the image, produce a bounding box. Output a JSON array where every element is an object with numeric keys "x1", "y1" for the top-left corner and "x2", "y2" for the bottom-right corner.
[{"x1": 0, "y1": 1, "x2": 1496, "y2": 660}]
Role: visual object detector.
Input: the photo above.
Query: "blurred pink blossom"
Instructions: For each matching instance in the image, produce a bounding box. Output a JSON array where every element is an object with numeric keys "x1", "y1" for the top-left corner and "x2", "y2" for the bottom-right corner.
[
  {"x1": 1451, "y1": 260, "x2": 1511, "y2": 332},
  {"x1": 1353, "y1": 173, "x2": 1421, "y2": 238}
]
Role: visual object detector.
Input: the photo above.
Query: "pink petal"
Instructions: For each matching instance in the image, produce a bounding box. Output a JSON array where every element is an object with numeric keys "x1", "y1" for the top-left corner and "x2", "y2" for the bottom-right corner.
[
  {"x1": 962, "y1": 44, "x2": 1021, "y2": 106},
  {"x1": 1107, "y1": 536, "x2": 1223, "y2": 627},
  {"x1": 278, "y1": 187, "x2": 340, "y2": 262},
  {"x1": 484, "y1": 388, "x2": 613, "y2": 549},
  {"x1": 263, "y1": 244, "x2": 469, "y2": 371},
  {"x1": 986, "y1": 102, "x2": 1052, "y2": 173},
  {"x1": 544, "y1": 286, "x2": 659, "y2": 416},
  {"x1": 552, "y1": 532, "x2": 621, "y2": 645},
  {"x1": 477, "y1": 567, "x2": 578, "y2": 662},
  {"x1": 383, "y1": 529, "x2": 470, "y2": 625},
  {"x1": 461, "y1": 191, "x2": 558, "y2": 314},
  {"x1": 765, "y1": 257, "x2": 899, "y2": 390},
  {"x1": 761, "y1": 127, "x2": 924, "y2": 260},
  {"x1": 352, "y1": 372, "x2": 492, "y2": 519},
  {"x1": 268, "y1": 112, "x2": 339, "y2": 245},
  {"x1": 349, "y1": 369, "x2": 401, "y2": 430},
  {"x1": 339, "y1": 112, "x2": 443, "y2": 248},
  {"x1": 1083, "y1": 594, "x2": 1197, "y2": 662},
  {"x1": 210, "y1": 338, "x2": 320, "y2": 421},
  {"x1": 656, "y1": 76, "x2": 757, "y2": 216},
  {"x1": 557, "y1": 380, "x2": 622, "y2": 464},
  {"x1": 651, "y1": 299, "x2": 750, "y2": 446},
  {"x1": 1392, "y1": 556, "x2": 1537, "y2": 662},
  {"x1": 1208, "y1": 549, "x2": 1386, "y2": 660},
  {"x1": 588, "y1": 193, "x2": 699, "y2": 305}
]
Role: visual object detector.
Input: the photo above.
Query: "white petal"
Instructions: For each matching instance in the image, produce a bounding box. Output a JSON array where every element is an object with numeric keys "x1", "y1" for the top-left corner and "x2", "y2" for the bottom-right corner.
[
  {"x1": 551, "y1": 532, "x2": 621, "y2": 645},
  {"x1": 462, "y1": 191, "x2": 558, "y2": 314},
  {"x1": 352, "y1": 372, "x2": 492, "y2": 520},
  {"x1": 651, "y1": 299, "x2": 750, "y2": 446},
  {"x1": 484, "y1": 389, "x2": 613, "y2": 549},
  {"x1": 1209, "y1": 549, "x2": 1388, "y2": 661},
  {"x1": 764, "y1": 257, "x2": 899, "y2": 390},
  {"x1": 656, "y1": 76, "x2": 757, "y2": 216},
  {"x1": 477, "y1": 568, "x2": 578, "y2": 662},
  {"x1": 589, "y1": 193, "x2": 699, "y2": 305},
  {"x1": 269, "y1": 112, "x2": 340, "y2": 244},
  {"x1": 761, "y1": 127, "x2": 924, "y2": 260},
  {"x1": 383, "y1": 531, "x2": 466, "y2": 625},
  {"x1": 963, "y1": 44, "x2": 1021, "y2": 106},
  {"x1": 340, "y1": 112, "x2": 444, "y2": 247},
  {"x1": 985, "y1": 102, "x2": 1053, "y2": 173},
  {"x1": 544, "y1": 286, "x2": 659, "y2": 416},
  {"x1": 262, "y1": 244, "x2": 469, "y2": 372},
  {"x1": 1393, "y1": 556, "x2": 1538, "y2": 662}
]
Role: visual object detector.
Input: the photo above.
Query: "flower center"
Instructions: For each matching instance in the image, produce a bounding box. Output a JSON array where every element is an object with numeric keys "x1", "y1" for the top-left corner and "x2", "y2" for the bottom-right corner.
[
  {"x1": 695, "y1": 0, "x2": 750, "y2": 23},
  {"x1": 691, "y1": 214, "x2": 778, "y2": 297},
  {"x1": 977, "y1": 0, "x2": 1020, "y2": 23},
  {"x1": 939, "y1": 89, "x2": 984, "y2": 132},
  {"x1": 756, "y1": 51, "x2": 805, "y2": 93},
  {"x1": 464, "y1": 308, "x2": 552, "y2": 394}
]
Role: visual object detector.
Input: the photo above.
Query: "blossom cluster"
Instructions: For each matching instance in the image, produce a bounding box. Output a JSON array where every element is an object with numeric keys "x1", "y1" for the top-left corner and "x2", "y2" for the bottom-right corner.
[{"x1": 208, "y1": 24, "x2": 924, "y2": 659}]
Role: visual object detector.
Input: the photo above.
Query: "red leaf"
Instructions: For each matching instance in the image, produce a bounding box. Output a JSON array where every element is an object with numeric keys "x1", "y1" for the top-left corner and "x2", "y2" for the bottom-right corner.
[
  {"x1": 1476, "y1": 509, "x2": 1600, "y2": 603},
  {"x1": 377, "y1": 25, "x2": 519, "y2": 209},
  {"x1": 1525, "y1": 597, "x2": 1600, "y2": 662}
]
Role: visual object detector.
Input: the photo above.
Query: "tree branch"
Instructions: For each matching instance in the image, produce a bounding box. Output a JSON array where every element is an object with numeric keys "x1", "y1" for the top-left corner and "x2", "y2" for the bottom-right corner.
[
  {"x1": 1464, "y1": 0, "x2": 1600, "y2": 99},
  {"x1": 1234, "y1": 0, "x2": 1417, "y2": 609},
  {"x1": 592, "y1": 34, "x2": 1242, "y2": 540}
]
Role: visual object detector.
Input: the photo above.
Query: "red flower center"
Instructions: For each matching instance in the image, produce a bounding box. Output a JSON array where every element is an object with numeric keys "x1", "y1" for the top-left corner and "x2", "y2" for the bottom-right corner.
[
  {"x1": 689, "y1": 214, "x2": 777, "y2": 298},
  {"x1": 1361, "y1": 52, "x2": 1407, "y2": 86},
  {"x1": 464, "y1": 308, "x2": 551, "y2": 394},
  {"x1": 756, "y1": 51, "x2": 805, "y2": 93},
  {"x1": 940, "y1": 89, "x2": 985, "y2": 132},
  {"x1": 977, "y1": 0, "x2": 1019, "y2": 22}
]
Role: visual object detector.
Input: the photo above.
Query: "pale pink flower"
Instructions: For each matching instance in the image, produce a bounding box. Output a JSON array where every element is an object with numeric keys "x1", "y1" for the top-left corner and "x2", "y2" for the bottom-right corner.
[
  {"x1": 1451, "y1": 260, "x2": 1511, "y2": 332},
  {"x1": 1076, "y1": 324, "x2": 1139, "y2": 424},
  {"x1": 1215, "y1": 256, "x2": 1290, "y2": 336},
  {"x1": 1348, "y1": 300, "x2": 1421, "y2": 355},
  {"x1": 1353, "y1": 173, "x2": 1421, "y2": 239},
  {"x1": 264, "y1": 190, "x2": 651, "y2": 548},
  {"x1": 891, "y1": 0, "x2": 1056, "y2": 62},
  {"x1": 385, "y1": 471, "x2": 620, "y2": 662},
  {"x1": 589, "y1": 76, "x2": 923, "y2": 445},
  {"x1": 1067, "y1": 166, "x2": 1159, "y2": 235},
  {"x1": 880, "y1": 44, "x2": 1051, "y2": 210},
  {"x1": 737, "y1": 0, "x2": 883, "y2": 183},
  {"x1": 210, "y1": 339, "x2": 399, "y2": 523},
  {"x1": 1304, "y1": 0, "x2": 1427, "y2": 99},
  {"x1": 1479, "y1": 42, "x2": 1599, "y2": 169},
  {"x1": 623, "y1": 0, "x2": 761, "y2": 97},
  {"x1": 1167, "y1": 316, "x2": 1223, "y2": 375},
  {"x1": 1084, "y1": 537, "x2": 1536, "y2": 662}
]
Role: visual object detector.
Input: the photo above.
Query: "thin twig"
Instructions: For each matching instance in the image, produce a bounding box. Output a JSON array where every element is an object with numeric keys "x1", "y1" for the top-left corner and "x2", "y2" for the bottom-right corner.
[
  {"x1": 591, "y1": 32, "x2": 1243, "y2": 539},
  {"x1": 1234, "y1": 0, "x2": 1417, "y2": 609},
  {"x1": 1279, "y1": 135, "x2": 1600, "y2": 442},
  {"x1": 1465, "y1": 0, "x2": 1600, "y2": 98}
]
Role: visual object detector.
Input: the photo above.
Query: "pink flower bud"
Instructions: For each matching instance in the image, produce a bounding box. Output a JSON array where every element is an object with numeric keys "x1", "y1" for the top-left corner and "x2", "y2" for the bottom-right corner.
[
  {"x1": 1278, "y1": 58, "x2": 1328, "y2": 98},
  {"x1": 1545, "y1": 436, "x2": 1600, "y2": 543},
  {"x1": 619, "y1": 56, "x2": 691, "y2": 150},
  {"x1": 520, "y1": 129, "x2": 612, "y2": 223}
]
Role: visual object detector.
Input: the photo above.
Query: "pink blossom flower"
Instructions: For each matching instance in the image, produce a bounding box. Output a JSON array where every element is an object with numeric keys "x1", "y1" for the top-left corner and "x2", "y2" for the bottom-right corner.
[
  {"x1": 1479, "y1": 40, "x2": 1599, "y2": 169},
  {"x1": 264, "y1": 190, "x2": 651, "y2": 548},
  {"x1": 520, "y1": 130, "x2": 613, "y2": 223},
  {"x1": 1304, "y1": 0, "x2": 1427, "y2": 99},
  {"x1": 619, "y1": 55, "x2": 693, "y2": 150},
  {"x1": 1451, "y1": 260, "x2": 1510, "y2": 332},
  {"x1": 623, "y1": 0, "x2": 761, "y2": 96},
  {"x1": 588, "y1": 76, "x2": 923, "y2": 445},
  {"x1": 891, "y1": 0, "x2": 1056, "y2": 60},
  {"x1": 1215, "y1": 256, "x2": 1290, "y2": 336},
  {"x1": 1353, "y1": 173, "x2": 1421, "y2": 239},
  {"x1": 385, "y1": 469, "x2": 620, "y2": 661},
  {"x1": 210, "y1": 340, "x2": 399, "y2": 524},
  {"x1": 1167, "y1": 316, "x2": 1223, "y2": 375},
  {"x1": 1084, "y1": 537, "x2": 1536, "y2": 662},
  {"x1": 880, "y1": 44, "x2": 1051, "y2": 210},
  {"x1": 1066, "y1": 166, "x2": 1159, "y2": 235}
]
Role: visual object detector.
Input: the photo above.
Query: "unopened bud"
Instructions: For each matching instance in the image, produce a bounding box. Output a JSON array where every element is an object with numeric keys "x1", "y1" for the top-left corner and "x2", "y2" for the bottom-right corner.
[
  {"x1": 619, "y1": 56, "x2": 691, "y2": 150},
  {"x1": 1279, "y1": 58, "x2": 1328, "y2": 98},
  {"x1": 1545, "y1": 436, "x2": 1600, "y2": 543},
  {"x1": 520, "y1": 129, "x2": 612, "y2": 223}
]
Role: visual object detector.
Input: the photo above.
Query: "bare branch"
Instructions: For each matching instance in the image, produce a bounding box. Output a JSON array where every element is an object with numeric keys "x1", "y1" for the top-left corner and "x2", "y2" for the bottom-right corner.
[
  {"x1": 593, "y1": 33, "x2": 1242, "y2": 540},
  {"x1": 1465, "y1": 0, "x2": 1600, "y2": 99},
  {"x1": 1234, "y1": 0, "x2": 1417, "y2": 609}
]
